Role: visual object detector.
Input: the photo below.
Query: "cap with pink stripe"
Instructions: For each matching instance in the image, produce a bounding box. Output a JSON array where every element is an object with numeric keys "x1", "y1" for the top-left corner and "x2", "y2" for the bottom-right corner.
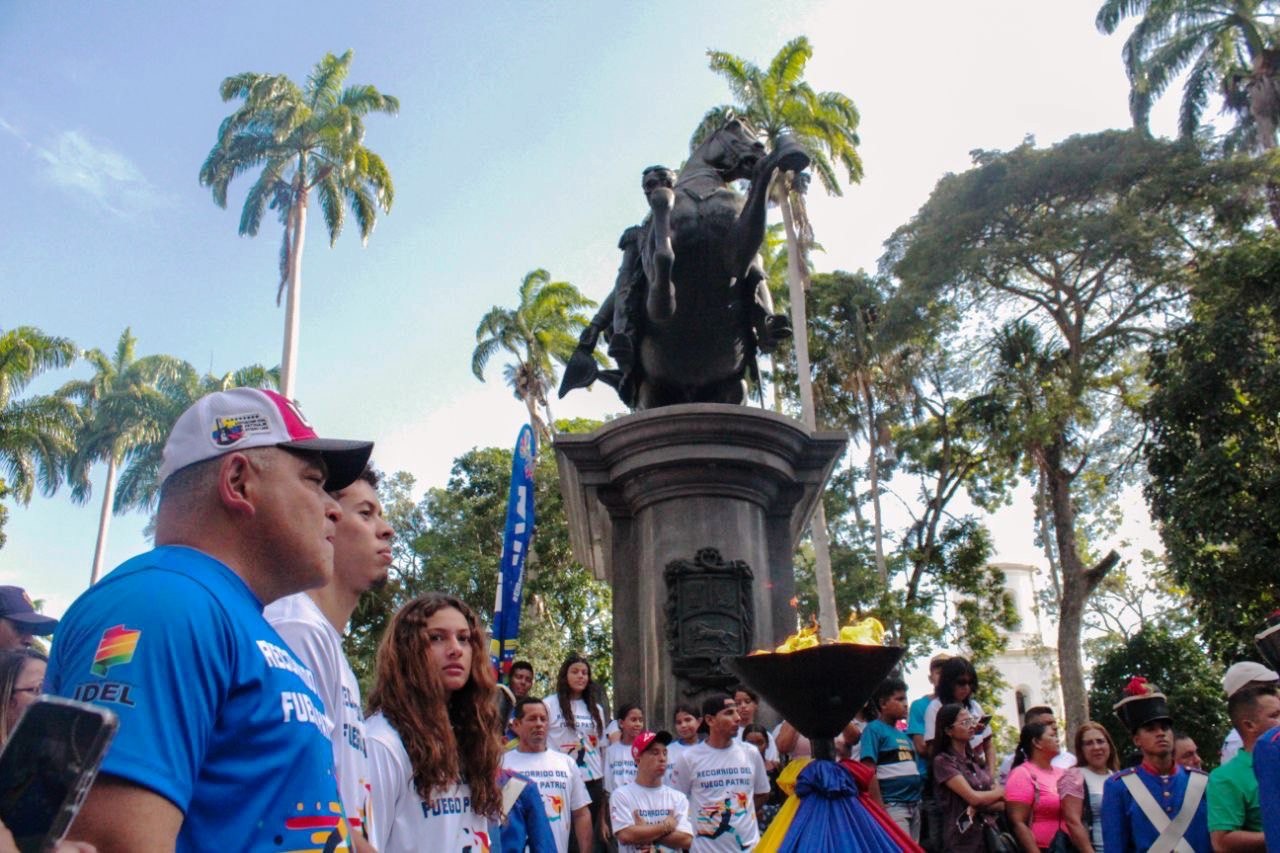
[{"x1": 158, "y1": 387, "x2": 372, "y2": 490}]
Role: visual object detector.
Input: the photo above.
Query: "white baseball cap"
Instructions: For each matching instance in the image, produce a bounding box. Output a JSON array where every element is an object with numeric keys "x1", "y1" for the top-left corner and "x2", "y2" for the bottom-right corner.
[
  {"x1": 1222, "y1": 661, "x2": 1279, "y2": 698},
  {"x1": 157, "y1": 388, "x2": 373, "y2": 491}
]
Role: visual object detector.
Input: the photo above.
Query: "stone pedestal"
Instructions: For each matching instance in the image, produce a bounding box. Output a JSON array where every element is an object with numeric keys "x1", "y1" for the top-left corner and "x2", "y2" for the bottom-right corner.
[{"x1": 554, "y1": 404, "x2": 846, "y2": 724}]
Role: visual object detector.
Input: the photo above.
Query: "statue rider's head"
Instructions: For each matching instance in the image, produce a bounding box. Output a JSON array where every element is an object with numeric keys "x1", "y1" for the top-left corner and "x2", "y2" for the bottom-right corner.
[{"x1": 641, "y1": 165, "x2": 677, "y2": 196}]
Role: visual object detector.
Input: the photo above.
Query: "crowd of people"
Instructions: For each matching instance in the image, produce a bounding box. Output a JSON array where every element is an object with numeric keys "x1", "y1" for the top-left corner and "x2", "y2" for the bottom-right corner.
[{"x1": 2, "y1": 386, "x2": 1280, "y2": 853}]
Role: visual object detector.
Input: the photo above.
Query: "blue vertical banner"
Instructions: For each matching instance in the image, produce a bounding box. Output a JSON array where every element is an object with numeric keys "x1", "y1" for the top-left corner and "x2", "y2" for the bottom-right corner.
[{"x1": 490, "y1": 424, "x2": 537, "y2": 677}]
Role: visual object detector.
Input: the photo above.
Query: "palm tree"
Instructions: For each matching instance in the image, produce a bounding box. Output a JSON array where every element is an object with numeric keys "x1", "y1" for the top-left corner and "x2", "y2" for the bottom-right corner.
[
  {"x1": 61, "y1": 329, "x2": 188, "y2": 585},
  {"x1": 697, "y1": 36, "x2": 864, "y2": 637},
  {"x1": 0, "y1": 327, "x2": 78, "y2": 505},
  {"x1": 1096, "y1": 0, "x2": 1280, "y2": 221},
  {"x1": 471, "y1": 269, "x2": 596, "y2": 441},
  {"x1": 108, "y1": 363, "x2": 280, "y2": 521},
  {"x1": 199, "y1": 49, "x2": 398, "y2": 399}
]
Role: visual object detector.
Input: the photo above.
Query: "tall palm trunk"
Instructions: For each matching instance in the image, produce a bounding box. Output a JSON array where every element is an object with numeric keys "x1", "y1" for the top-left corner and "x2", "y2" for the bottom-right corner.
[
  {"x1": 780, "y1": 185, "x2": 838, "y2": 638},
  {"x1": 770, "y1": 354, "x2": 782, "y2": 412},
  {"x1": 89, "y1": 454, "x2": 119, "y2": 585},
  {"x1": 863, "y1": 387, "x2": 889, "y2": 586},
  {"x1": 280, "y1": 190, "x2": 308, "y2": 400},
  {"x1": 1247, "y1": 52, "x2": 1280, "y2": 227}
]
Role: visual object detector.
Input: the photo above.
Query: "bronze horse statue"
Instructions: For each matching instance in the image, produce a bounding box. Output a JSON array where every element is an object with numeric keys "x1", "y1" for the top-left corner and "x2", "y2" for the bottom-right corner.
[{"x1": 559, "y1": 118, "x2": 808, "y2": 409}]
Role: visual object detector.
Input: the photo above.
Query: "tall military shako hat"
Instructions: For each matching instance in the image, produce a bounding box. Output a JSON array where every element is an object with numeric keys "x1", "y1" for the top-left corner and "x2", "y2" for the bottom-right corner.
[
  {"x1": 1113, "y1": 676, "x2": 1172, "y2": 734},
  {"x1": 1256, "y1": 610, "x2": 1280, "y2": 671}
]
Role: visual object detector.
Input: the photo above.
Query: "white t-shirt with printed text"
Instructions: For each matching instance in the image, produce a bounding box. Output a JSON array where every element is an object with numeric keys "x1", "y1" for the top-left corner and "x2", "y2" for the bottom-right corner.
[
  {"x1": 265, "y1": 592, "x2": 374, "y2": 839},
  {"x1": 365, "y1": 713, "x2": 495, "y2": 853},
  {"x1": 502, "y1": 747, "x2": 591, "y2": 853},
  {"x1": 610, "y1": 781, "x2": 693, "y2": 853},
  {"x1": 670, "y1": 740, "x2": 769, "y2": 852},
  {"x1": 604, "y1": 741, "x2": 639, "y2": 793},
  {"x1": 547, "y1": 698, "x2": 606, "y2": 781},
  {"x1": 665, "y1": 740, "x2": 699, "y2": 786}
]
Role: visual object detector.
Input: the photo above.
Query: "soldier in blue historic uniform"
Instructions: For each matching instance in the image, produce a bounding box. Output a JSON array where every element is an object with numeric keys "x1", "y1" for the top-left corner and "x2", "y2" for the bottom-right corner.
[{"x1": 1101, "y1": 677, "x2": 1211, "y2": 853}]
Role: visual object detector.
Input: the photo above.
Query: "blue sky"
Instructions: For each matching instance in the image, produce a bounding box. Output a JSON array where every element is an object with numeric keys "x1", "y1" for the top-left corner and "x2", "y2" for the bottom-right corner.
[{"x1": 1, "y1": 1, "x2": 1170, "y2": 617}]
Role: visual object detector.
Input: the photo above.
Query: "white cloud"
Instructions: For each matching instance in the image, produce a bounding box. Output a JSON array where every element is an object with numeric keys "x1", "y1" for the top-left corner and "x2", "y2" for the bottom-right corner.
[{"x1": 34, "y1": 129, "x2": 170, "y2": 218}]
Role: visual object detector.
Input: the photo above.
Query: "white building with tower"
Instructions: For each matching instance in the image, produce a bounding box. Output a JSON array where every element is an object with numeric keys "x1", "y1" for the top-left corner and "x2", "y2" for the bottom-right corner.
[
  {"x1": 986, "y1": 562, "x2": 1064, "y2": 730},
  {"x1": 902, "y1": 561, "x2": 1064, "y2": 733}
]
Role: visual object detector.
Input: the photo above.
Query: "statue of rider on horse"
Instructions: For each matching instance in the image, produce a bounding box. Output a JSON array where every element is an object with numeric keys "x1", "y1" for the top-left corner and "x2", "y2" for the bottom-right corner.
[{"x1": 558, "y1": 116, "x2": 809, "y2": 410}]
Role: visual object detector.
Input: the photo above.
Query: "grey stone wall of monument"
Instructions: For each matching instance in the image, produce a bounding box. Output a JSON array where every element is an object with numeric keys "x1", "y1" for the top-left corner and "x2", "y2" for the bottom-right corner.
[{"x1": 555, "y1": 403, "x2": 846, "y2": 724}]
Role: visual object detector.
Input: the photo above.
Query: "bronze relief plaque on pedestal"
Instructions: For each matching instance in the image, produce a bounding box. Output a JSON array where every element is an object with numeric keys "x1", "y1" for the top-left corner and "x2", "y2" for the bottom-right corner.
[{"x1": 664, "y1": 548, "x2": 753, "y2": 693}]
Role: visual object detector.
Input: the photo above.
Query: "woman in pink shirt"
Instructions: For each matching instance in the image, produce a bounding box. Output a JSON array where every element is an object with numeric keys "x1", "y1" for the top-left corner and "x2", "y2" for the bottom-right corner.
[{"x1": 1005, "y1": 720, "x2": 1070, "y2": 852}]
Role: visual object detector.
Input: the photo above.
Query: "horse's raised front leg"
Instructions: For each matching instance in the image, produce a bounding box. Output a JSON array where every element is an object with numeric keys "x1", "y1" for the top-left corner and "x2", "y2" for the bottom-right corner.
[
  {"x1": 729, "y1": 138, "x2": 811, "y2": 280},
  {"x1": 645, "y1": 186, "x2": 676, "y2": 322}
]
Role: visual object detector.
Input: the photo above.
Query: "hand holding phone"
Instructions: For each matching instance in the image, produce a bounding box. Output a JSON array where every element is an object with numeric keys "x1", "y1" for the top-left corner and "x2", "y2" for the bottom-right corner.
[{"x1": 0, "y1": 697, "x2": 117, "y2": 853}]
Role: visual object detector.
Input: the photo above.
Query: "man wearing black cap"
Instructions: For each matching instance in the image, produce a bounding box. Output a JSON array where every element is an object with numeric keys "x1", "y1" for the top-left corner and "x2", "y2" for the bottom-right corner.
[
  {"x1": 45, "y1": 388, "x2": 373, "y2": 853},
  {"x1": 1101, "y1": 677, "x2": 1211, "y2": 852},
  {"x1": 0, "y1": 586, "x2": 57, "y2": 650}
]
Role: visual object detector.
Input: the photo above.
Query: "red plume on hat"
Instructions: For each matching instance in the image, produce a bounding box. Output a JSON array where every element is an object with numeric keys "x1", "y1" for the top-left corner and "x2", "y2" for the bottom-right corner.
[
  {"x1": 1114, "y1": 675, "x2": 1171, "y2": 733},
  {"x1": 1123, "y1": 676, "x2": 1154, "y2": 697}
]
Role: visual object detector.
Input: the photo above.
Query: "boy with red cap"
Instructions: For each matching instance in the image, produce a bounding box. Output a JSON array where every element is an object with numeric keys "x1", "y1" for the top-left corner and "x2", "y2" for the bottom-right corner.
[{"x1": 611, "y1": 730, "x2": 693, "y2": 852}]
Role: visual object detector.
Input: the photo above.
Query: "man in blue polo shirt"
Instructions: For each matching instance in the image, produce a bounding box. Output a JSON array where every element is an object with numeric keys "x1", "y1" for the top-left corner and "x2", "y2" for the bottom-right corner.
[{"x1": 46, "y1": 388, "x2": 373, "y2": 853}]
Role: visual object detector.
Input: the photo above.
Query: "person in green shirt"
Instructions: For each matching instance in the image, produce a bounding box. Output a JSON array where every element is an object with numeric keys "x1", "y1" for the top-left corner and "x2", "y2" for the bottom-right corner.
[{"x1": 1207, "y1": 682, "x2": 1280, "y2": 851}]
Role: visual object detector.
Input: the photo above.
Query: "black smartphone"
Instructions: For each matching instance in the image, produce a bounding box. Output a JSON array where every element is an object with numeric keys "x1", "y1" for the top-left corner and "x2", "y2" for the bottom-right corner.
[
  {"x1": 956, "y1": 809, "x2": 974, "y2": 834},
  {"x1": 976, "y1": 714, "x2": 993, "y2": 731},
  {"x1": 0, "y1": 696, "x2": 118, "y2": 853}
]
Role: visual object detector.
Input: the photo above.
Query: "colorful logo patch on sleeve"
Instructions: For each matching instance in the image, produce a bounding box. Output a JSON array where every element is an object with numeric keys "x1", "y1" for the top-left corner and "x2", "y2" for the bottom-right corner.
[{"x1": 91, "y1": 624, "x2": 142, "y2": 676}]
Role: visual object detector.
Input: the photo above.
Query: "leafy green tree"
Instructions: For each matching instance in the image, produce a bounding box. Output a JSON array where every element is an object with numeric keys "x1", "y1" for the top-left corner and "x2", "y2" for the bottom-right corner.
[
  {"x1": 0, "y1": 479, "x2": 10, "y2": 551},
  {"x1": 61, "y1": 329, "x2": 187, "y2": 584},
  {"x1": 471, "y1": 269, "x2": 596, "y2": 441},
  {"x1": 1088, "y1": 624, "x2": 1228, "y2": 770},
  {"x1": 1144, "y1": 233, "x2": 1280, "y2": 661},
  {"x1": 0, "y1": 326, "x2": 78, "y2": 504},
  {"x1": 808, "y1": 270, "x2": 926, "y2": 588},
  {"x1": 199, "y1": 49, "x2": 398, "y2": 398},
  {"x1": 891, "y1": 356, "x2": 1015, "y2": 655},
  {"x1": 698, "y1": 36, "x2": 864, "y2": 637},
  {"x1": 347, "y1": 430, "x2": 612, "y2": 698},
  {"x1": 889, "y1": 130, "x2": 1274, "y2": 734}
]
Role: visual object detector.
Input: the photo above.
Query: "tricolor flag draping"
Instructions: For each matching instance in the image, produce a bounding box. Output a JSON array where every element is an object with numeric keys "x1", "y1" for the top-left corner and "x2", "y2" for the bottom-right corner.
[{"x1": 490, "y1": 424, "x2": 537, "y2": 677}]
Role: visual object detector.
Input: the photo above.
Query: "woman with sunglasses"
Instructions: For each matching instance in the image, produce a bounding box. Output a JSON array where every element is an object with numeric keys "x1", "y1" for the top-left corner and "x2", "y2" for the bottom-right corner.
[
  {"x1": 930, "y1": 702, "x2": 1005, "y2": 852},
  {"x1": 0, "y1": 648, "x2": 45, "y2": 745},
  {"x1": 922, "y1": 657, "x2": 996, "y2": 769}
]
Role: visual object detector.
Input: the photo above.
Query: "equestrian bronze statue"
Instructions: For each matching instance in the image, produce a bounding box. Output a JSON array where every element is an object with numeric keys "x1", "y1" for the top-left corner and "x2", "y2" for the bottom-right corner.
[{"x1": 558, "y1": 118, "x2": 809, "y2": 410}]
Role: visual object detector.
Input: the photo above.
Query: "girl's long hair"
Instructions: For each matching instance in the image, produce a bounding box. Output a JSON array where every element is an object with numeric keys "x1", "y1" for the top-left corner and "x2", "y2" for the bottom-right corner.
[
  {"x1": 556, "y1": 653, "x2": 605, "y2": 735},
  {"x1": 936, "y1": 656, "x2": 978, "y2": 703},
  {"x1": 930, "y1": 701, "x2": 970, "y2": 759},
  {"x1": 366, "y1": 593, "x2": 502, "y2": 817},
  {"x1": 1074, "y1": 721, "x2": 1120, "y2": 772},
  {"x1": 0, "y1": 649, "x2": 45, "y2": 742},
  {"x1": 1011, "y1": 719, "x2": 1054, "y2": 771}
]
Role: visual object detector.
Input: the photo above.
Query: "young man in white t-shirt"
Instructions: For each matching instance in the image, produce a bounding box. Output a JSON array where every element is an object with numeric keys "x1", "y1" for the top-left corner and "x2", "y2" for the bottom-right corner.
[
  {"x1": 503, "y1": 696, "x2": 593, "y2": 853},
  {"x1": 611, "y1": 730, "x2": 694, "y2": 852},
  {"x1": 265, "y1": 465, "x2": 392, "y2": 851},
  {"x1": 670, "y1": 693, "x2": 770, "y2": 852}
]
